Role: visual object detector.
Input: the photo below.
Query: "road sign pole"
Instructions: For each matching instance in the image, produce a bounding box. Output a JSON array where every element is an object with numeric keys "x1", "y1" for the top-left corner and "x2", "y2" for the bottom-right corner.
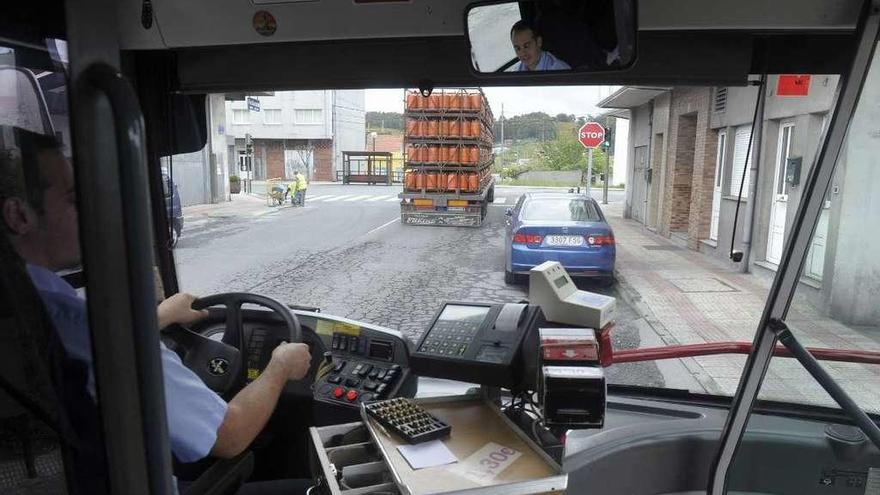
[{"x1": 586, "y1": 148, "x2": 594, "y2": 196}]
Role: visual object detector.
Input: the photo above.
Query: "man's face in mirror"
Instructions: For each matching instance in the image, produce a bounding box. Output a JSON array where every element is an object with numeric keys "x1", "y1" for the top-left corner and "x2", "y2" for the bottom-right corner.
[{"x1": 511, "y1": 28, "x2": 543, "y2": 70}]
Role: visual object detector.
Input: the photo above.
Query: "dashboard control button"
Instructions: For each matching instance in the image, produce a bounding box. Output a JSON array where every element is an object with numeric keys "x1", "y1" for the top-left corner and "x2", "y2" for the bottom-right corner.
[
  {"x1": 345, "y1": 390, "x2": 358, "y2": 402},
  {"x1": 333, "y1": 361, "x2": 347, "y2": 373},
  {"x1": 349, "y1": 337, "x2": 360, "y2": 353},
  {"x1": 352, "y1": 364, "x2": 364, "y2": 375},
  {"x1": 358, "y1": 393, "x2": 374, "y2": 403},
  {"x1": 364, "y1": 381, "x2": 378, "y2": 391},
  {"x1": 357, "y1": 365, "x2": 373, "y2": 377},
  {"x1": 390, "y1": 364, "x2": 402, "y2": 372},
  {"x1": 344, "y1": 378, "x2": 361, "y2": 388},
  {"x1": 331, "y1": 334, "x2": 341, "y2": 350},
  {"x1": 376, "y1": 369, "x2": 387, "y2": 380},
  {"x1": 375, "y1": 384, "x2": 388, "y2": 397},
  {"x1": 327, "y1": 375, "x2": 342, "y2": 384},
  {"x1": 382, "y1": 370, "x2": 399, "y2": 383},
  {"x1": 368, "y1": 368, "x2": 380, "y2": 379},
  {"x1": 332, "y1": 387, "x2": 344, "y2": 399}
]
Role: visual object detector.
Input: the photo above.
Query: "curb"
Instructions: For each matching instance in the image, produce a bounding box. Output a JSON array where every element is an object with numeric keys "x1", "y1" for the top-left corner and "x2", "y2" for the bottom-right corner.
[{"x1": 613, "y1": 269, "x2": 721, "y2": 394}]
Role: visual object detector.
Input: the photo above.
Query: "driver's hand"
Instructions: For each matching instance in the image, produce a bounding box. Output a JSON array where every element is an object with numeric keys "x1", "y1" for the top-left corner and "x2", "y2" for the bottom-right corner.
[
  {"x1": 271, "y1": 342, "x2": 312, "y2": 381},
  {"x1": 157, "y1": 293, "x2": 209, "y2": 329}
]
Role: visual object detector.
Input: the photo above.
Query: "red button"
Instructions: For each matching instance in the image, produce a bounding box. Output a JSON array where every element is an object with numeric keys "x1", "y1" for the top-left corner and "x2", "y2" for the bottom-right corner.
[
  {"x1": 332, "y1": 387, "x2": 344, "y2": 398},
  {"x1": 346, "y1": 390, "x2": 359, "y2": 402}
]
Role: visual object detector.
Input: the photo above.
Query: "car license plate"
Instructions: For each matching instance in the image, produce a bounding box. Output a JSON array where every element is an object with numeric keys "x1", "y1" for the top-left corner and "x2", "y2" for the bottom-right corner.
[{"x1": 545, "y1": 235, "x2": 584, "y2": 246}]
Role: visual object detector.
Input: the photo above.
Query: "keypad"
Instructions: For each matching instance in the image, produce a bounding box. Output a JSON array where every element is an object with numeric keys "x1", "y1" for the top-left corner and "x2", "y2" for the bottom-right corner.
[{"x1": 418, "y1": 320, "x2": 479, "y2": 356}]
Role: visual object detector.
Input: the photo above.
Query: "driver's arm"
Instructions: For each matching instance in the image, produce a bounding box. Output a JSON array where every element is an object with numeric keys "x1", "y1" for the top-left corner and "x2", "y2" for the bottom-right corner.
[{"x1": 211, "y1": 342, "x2": 311, "y2": 459}]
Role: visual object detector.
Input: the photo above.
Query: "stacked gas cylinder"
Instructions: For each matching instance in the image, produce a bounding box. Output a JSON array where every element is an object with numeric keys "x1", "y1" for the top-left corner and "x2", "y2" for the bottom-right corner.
[{"x1": 403, "y1": 89, "x2": 494, "y2": 193}]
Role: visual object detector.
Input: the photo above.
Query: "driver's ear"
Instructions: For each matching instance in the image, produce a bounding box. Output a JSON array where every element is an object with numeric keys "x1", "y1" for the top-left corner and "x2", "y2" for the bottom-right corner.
[{"x1": 2, "y1": 197, "x2": 38, "y2": 236}]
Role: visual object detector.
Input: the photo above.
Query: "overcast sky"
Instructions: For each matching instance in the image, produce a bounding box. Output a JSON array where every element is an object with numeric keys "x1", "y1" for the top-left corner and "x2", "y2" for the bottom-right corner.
[{"x1": 365, "y1": 86, "x2": 620, "y2": 118}]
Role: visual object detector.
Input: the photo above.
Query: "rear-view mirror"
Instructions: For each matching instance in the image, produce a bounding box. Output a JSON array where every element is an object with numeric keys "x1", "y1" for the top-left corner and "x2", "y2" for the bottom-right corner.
[
  {"x1": 465, "y1": 0, "x2": 636, "y2": 74},
  {"x1": 0, "y1": 65, "x2": 54, "y2": 135}
]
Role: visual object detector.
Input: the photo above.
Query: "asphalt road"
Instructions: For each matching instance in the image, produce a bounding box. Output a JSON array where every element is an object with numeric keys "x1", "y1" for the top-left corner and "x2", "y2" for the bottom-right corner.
[{"x1": 174, "y1": 184, "x2": 663, "y2": 388}]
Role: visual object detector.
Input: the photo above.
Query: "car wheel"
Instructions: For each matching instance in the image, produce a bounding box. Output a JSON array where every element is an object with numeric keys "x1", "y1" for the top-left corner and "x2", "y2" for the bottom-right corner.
[
  {"x1": 599, "y1": 275, "x2": 615, "y2": 288},
  {"x1": 504, "y1": 270, "x2": 515, "y2": 284}
]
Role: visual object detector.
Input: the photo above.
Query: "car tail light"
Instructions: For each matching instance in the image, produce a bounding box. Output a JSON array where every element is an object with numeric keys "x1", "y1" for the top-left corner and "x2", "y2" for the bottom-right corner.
[
  {"x1": 586, "y1": 234, "x2": 615, "y2": 246},
  {"x1": 513, "y1": 233, "x2": 544, "y2": 245}
]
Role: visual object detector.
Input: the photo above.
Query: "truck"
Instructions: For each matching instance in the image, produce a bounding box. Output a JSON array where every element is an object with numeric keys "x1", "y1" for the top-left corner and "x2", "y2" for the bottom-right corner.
[{"x1": 399, "y1": 88, "x2": 496, "y2": 227}]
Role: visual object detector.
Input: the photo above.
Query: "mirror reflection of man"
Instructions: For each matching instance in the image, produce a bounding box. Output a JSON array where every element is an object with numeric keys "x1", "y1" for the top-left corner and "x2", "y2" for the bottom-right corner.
[
  {"x1": 509, "y1": 19, "x2": 571, "y2": 71},
  {"x1": 0, "y1": 126, "x2": 313, "y2": 494}
]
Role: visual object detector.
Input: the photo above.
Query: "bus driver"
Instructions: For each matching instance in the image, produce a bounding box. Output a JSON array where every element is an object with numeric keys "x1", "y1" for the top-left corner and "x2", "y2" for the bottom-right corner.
[{"x1": 0, "y1": 126, "x2": 313, "y2": 494}]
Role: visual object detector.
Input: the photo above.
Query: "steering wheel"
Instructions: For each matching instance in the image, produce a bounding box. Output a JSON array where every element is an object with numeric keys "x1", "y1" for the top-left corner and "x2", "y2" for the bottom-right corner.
[{"x1": 163, "y1": 292, "x2": 302, "y2": 398}]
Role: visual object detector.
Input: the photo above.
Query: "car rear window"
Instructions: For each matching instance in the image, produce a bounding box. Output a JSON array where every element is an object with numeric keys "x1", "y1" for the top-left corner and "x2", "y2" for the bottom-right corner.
[{"x1": 521, "y1": 198, "x2": 601, "y2": 222}]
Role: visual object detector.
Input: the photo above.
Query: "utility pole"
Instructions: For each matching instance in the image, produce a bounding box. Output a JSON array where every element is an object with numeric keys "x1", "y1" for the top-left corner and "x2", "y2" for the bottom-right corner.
[{"x1": 500, "y1": 103, "x2": 505, "y2": 165}]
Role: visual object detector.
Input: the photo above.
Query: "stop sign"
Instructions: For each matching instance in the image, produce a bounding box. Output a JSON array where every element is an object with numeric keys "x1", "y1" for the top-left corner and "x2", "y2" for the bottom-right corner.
[{"x1": 578, "y1": 122, "x2": 605, "y2": 149}]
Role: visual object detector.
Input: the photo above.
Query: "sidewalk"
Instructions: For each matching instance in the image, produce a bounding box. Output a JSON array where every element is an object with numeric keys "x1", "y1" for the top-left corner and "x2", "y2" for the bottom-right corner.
[
  {"x1": 182, "y1": 193, "x2": 280, "y2": 222},
  {"x1": 605, "y1": 202, "x2": 880, "y2": 410}
]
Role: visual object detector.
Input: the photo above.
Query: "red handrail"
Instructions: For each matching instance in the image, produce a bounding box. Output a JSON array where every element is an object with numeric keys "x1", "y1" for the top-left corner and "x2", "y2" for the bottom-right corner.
[{"x1": 596, "y1": 327, "x2": 880, "y2": 367}]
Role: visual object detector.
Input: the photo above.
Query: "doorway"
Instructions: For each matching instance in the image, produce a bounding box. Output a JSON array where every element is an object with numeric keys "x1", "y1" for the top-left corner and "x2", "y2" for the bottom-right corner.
[
  {"x1": 632, "y1": 145, "x2": 649, "y2": 223},
  {"x1": 767, "y1": 123, "x2": 794, "y2": 264},
  {"x1": 710, "y1": 130, "x2": 727, "y2": 240}
]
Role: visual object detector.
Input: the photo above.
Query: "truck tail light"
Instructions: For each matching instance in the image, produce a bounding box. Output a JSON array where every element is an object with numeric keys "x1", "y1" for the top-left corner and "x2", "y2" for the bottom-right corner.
[{"x1": 513, "y1": 233, "x2": 544, "y2": 245}]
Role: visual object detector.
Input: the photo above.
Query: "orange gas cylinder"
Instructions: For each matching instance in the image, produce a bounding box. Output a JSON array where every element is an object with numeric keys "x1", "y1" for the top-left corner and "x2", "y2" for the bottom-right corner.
[
  {"x1": 427, "y1": 120, "x2": 439, "y2": 138},
  {"x1": 470, "y1": 120, "x2": 481, "y2": 138},
  {"x1": 405, "y1": 171, "x2": 416, "y2": 189},
  {"x1": 448, "y1": 120, "x2": 461, "y2": 138},
  {"x1": 441, "y1": 94, "x2": 453, "y2": 109},
  {"x1": 415, "y1": 147, "x2": 427, "y2": 162},
  {"x1": 428, "y1": 94, "x2": 441, "y2": 110},
  {"x1": 446, "y1": 173, "x2": 459, "y2": 191},
  {"x1": 414, "y1": 120, "x2": 425, "y2": 137},
  {"x1": 439, "y1": 120, "x2": 450, "y2": 137},
  {"x1": 462, "y1": 121, "x2": 473, "y2": 138},
  {"x1": 406, "y1": 92, "x2": 420, "y2": 110},
  {"x1": 447, "y1": 146, "x2": 460, "y2": 164},
  {"x1": 449, "y1": 93, "x2": 462, "y2": 110},
  {"x1": 469, "y1": 94, "x2": 482, "y2": 110},
  {"x1": 426, "y1": 172, "x2": 439, "y2": 190},
  {"x1": 427, "y1": 146, "x2": 439, "y2": 163},
  {"x1": 406, "y1": 119, "x2": 418, "y2": 137},
  {"x1": 468, "y1": 173, "x2": 479, "y2": 191},
  {"x1": 439, "y1": 146, "x2": 449, "y2": 163},
  {"x1": 415, "y1": 172, "x2": 426, "y2": 189},
  {"x1": 405, "y1": 145, "x2": 415, "y2": 162}
]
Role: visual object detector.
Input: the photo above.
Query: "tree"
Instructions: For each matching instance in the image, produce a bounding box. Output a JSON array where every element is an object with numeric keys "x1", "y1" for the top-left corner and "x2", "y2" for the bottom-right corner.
[
  {"x1": 366, "y1": 111, "x2": 403, "y2": 131},
  {"x1": 535, "y1": 122, "x2": 609, "y2": 184}
]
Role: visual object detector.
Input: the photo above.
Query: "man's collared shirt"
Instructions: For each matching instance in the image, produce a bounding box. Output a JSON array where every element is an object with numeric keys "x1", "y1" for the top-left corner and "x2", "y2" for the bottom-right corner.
[
  {"x1": 27, "y1": 264, "x2": 228, "y2": 463},
  {"x1": 512, "y1": 50, "x2": 571, "y2": 71}
]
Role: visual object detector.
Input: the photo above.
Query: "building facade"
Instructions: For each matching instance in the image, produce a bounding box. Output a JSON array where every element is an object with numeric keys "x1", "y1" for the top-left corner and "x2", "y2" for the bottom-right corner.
[
  {"x1": 599, "y1": 76, "x2": 880, "y2": 326},
  {"x1": 225, "y1": 90, "x2": 365, "y2": 182}
]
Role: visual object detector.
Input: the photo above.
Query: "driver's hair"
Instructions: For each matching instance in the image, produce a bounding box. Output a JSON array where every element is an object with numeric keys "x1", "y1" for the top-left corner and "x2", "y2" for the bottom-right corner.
[
  {"x1": 510, "y1": 19, "x2": 541, "y2": 40},
  {"x1": 0, "y1": 126, "x2": 61, "y2": 225}
]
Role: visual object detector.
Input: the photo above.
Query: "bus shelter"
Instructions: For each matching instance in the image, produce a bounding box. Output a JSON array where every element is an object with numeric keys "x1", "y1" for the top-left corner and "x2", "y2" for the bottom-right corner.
[{"x1": 341, "y1": 151, "x2": 395, "y2": 185}]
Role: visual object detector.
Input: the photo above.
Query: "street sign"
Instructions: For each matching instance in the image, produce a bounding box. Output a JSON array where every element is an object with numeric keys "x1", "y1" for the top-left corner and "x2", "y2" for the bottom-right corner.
[
  {"x1": 578, "y1": 122, "x2": 605, "y2": 149},
  {"x1": 247, "y1": 96, "x2": 261, "y2": 112},
  {"x1": 777, "y1": 75, "x2": 811, "y2": 96}
]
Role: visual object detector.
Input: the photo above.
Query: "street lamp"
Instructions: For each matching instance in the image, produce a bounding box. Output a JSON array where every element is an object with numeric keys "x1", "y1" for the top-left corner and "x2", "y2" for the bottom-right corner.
[{"x1": 370, "y1": 131, "x2": 378, "y2": 151}]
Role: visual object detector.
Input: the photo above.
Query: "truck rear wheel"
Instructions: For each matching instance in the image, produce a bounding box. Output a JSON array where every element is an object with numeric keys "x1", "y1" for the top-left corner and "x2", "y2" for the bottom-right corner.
[{"x1": 486, "y1": 186, "x2": 495, "y2": 203}]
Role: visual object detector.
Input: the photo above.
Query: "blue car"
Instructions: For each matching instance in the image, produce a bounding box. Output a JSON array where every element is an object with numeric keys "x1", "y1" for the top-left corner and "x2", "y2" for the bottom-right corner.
[{"x1": 504, "y1": 193, "x2": 615, "y2": 285}]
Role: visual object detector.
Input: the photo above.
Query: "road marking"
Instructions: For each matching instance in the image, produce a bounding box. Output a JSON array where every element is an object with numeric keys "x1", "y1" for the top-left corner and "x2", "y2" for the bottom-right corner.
[
  {"x1": 343, "y1": 195, "x2": 374, "y2": 202},
  {"x1": 307, "y1": 195, "x2": 333, "y2": 201},
  {"x1": 321, "y1": 195, "x2": 353, "y2": 202},
  {"x1": 494, "y1": 197, "x2": 507, "y2": 204},
  {"x1": 386, "y1": 197, "x2": 402, "y2": 202},
  {"x1": 366, "y1": 195, "x2": 394, "y2": 201},
  {"x1": 252, "y1": 209, "x2": 279, "y2": 217},
  {"x1": 364, "y1": 217, "x2": 400, "y2": 236}
]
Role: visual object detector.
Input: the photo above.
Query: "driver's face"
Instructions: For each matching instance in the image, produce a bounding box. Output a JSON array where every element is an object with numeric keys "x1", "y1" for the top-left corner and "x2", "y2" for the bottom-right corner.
[
  {"x1": 35, "y1": 151, "x2": 80, "y2": 271},
  {"x1": 512, "y1": 29, "x2": 543, "y2": 70}
]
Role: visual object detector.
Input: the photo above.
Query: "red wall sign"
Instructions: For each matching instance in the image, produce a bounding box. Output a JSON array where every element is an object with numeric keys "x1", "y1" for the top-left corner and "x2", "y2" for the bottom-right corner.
[{"x1": 777, "y1": 75, "x2": 811, "y2": 96}]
